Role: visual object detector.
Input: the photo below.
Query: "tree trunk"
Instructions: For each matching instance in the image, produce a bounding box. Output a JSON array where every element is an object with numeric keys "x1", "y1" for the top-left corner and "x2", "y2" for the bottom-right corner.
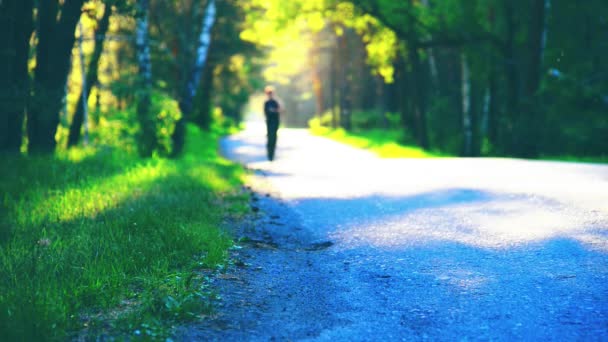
[
  {"x1": 0, "y1": 0, "x2": 33, "y2": 153},
  {"x1": 408, "y1": 42, "x2": 429, "y2": 149},
  {"x1": 355, "y1": 39, "x2": 375, "y2": 111},
  {"x1": 338, "y1": 31, "x2": 352, "y2": 130},
  {"x1": 68, "y1": 3, "x2": 112, "y2": 147},
  {"x1": 310, "y1": 32, "x2": 324, "y2": 117},
  {"x1": 135, "y1": 0, "x2": 156, "y2": 157},
  {"x1": 0, "y1": 0, "x2": 17, "y2": 152},
  {"x1": 502, "y1": 0, "x2": 519, "y2": 154},
  {"x1": 172, "y1": 0, "x2": 217, "y2": 157},
  {"x1": 485, "y1": 4, "x2": 499, "y2": 152},
  {"x1": 330, "y1": 38, "x2": 338, "y2": 128},
  {"x1": 511, "y1": 0, "x2": 549, "y2": 157},
  {"x1": 192, "y1": 63, "x2": 214, "y2": 130},
  {"x1": 471, "y1": 74, "x2": 482, "y2": 156},
  {"x1": 420, "y1": 0, "x2": 439, "y2": 91},
  {"x1": 524, "y1": 0, "x2": 549, "y2": 101},
  {"x1": 394, "y1": 53, "x2": 412, "y2": 136},
  {"x1": 376, "y1": 76, "x2": 388, "y2": 129},
  {"x1": 28, "y1": 0, "x2": 84, "y2": 154},
  {"x1": 481, "y1": 86, "x2": 490, "y2": 142},
  {"x1": 487, "y1": 67, "x2": 498, "y2": 149},
  {"x1": 461, "y1": 52, "x2": 473, "y2": 156}
]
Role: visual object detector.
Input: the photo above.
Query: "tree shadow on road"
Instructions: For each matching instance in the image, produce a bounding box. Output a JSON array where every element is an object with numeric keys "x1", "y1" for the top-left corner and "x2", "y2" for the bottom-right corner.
[{"x1": 278, "y1": 188, "x2": 608, "y2": 338}]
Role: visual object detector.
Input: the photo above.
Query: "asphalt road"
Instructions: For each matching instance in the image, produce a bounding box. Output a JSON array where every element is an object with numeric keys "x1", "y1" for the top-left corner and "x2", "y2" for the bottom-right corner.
[{"x1": 181, "y1": 123, "x2": 608, "y2": 341}]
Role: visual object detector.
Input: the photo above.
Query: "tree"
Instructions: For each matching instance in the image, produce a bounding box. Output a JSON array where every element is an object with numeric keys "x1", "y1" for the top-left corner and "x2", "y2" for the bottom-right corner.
[
  {"x1": 171, "y1": 0, "x2": 217, "y2": 157},
  {"x1": 68, "y1": 2, "x2": 114, "y2": 147},
  {"x1": 135, "y1": 0, "x2": 157, "y2": 157},
  {"x1": 0, "y1": 0, "x2": 33, "y2": 153},
  {"x1": 28, "y1": 0, "x2": 85, "y2": 154},
  {"x1": 348, "y1": 0, "x2": 432, "y2": 147},
  {"x1": 509, "y1": 0, "x2": 550, "y2": 157}
]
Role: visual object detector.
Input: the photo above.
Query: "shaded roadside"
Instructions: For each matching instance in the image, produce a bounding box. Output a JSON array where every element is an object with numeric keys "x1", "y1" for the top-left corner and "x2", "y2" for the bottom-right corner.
[{"x1": 176, "y1": 171, "x2": 343, "y2": 340}]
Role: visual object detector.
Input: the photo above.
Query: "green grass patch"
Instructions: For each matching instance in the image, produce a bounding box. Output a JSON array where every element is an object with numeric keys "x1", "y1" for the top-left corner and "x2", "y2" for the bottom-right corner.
[
  {"x1": 0, "y1": 124, "x2": 247, "y2": 341},
  {"x1": 310, "y1": 125, "x2": 447, "y2": 158}
]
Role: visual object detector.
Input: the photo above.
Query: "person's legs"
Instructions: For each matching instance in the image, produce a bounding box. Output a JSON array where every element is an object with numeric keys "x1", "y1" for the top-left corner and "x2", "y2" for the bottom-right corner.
[
  {"x1": 266, "y1": 118, "x2": 279, "y2": 161},
  {"x1": 266, "y1": 120, "x2": 272, "y2": 159}
]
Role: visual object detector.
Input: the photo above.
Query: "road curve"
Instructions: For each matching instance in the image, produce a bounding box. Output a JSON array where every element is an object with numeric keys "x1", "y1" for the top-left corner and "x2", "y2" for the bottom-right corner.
[{"x1": 186, "y1": 123, "x2": 608, "y2": 340}]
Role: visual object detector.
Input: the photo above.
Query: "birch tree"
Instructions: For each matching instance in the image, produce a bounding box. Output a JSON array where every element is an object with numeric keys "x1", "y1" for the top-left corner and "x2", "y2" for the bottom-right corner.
[
  {"x1": 135, "y1": 0, "x2": 157, "y2": 157},
  {"x1": 68, "y1": 3, "x2": 113, "y2": 147},
  {"x1": 171, "y1": 0, "x2": 217, "y2": 157}
]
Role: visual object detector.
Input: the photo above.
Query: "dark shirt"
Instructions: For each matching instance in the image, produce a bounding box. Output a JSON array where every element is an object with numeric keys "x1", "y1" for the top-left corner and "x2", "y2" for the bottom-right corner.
[{"x1": 264, "y1": 99, "x2": 280, "y2": 120}]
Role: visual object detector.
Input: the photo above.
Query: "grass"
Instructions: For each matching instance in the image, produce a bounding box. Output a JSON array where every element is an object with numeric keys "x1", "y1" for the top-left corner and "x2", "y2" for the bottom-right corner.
[
  {"x1": 310, "y1": 125, "x2": 446, "y2": 158},
  {"x1": 0, "y1": 124, "x2": 248, "y2": 341}
]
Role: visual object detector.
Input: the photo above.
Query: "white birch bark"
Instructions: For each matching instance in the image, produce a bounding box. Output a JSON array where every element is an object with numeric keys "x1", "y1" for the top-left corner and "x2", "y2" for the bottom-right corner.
[
  {"x1": 540, "y1": 0, "x2": 551, "y2": 63},
  {"x1": 135, "y1": 0, "x2": 155, "y2": 156},
  {"x1": 172, "y1": 0, "x2": 217, "y2": 156},
  {"x1": 135, "y1": 0, "x2": 151, "y2": 89},
  {"x1": 181, "y1": 0, "x2": 216, "y2": 114}
]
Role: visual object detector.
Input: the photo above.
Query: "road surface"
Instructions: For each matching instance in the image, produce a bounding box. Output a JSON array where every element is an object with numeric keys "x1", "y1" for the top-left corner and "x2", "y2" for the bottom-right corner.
[{"x1": 181, "y1": 123, "x2": 608, "y2": 341}]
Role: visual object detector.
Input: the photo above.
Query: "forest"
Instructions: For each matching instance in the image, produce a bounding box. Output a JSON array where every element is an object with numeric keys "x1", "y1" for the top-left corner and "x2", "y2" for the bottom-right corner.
[
  {"x1": 1, "y1": 0, "x2": 606, "y2": 159},
  {"x1": 0, "y1": 0, "x2": 607, "y2": 340},
  {"x1": 249, "y1": 0, "x2": 607, "y2": 158}
]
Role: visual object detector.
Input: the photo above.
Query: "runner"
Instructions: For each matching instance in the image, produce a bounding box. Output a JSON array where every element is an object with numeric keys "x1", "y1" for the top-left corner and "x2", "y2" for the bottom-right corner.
[{"x1": 263, "y1": 86, "x2": 281, "y2": 161}]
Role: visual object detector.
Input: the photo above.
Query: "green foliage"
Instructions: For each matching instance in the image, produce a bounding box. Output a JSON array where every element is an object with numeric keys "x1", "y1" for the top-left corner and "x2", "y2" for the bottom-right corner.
[
  {"x1": 90, "y1": 91, "x2": 182, "y2": 156},
  {"x1": 146, "y1": 0, "x2": 263, "y2": 131},
  {"x1": 309, "y1": 124, "x2": 446, "y2": 159},
  {"x1": 362, "y1": 25, "x2": 398, "y2": 83},
  {"x1": 538, "y1": 0, "x2": 608, "y2": 157},
  {"x1": 310, "y1": 111, "x2": 443, "y2": 158},
  {"x1": 426, "y1": 97, "x2": 462, "y2": 155},
  {"x1": 151, "y1": 90, "x2": 181, "y2": 156},
  {"x1": 0, "y1": 124, "x2": 247, "y2": 340},
  {"x1": 93, "y1": 106, "x2": 140, "y2": 154},
  {"x1": 351, "y1": 110, "x2": 400, "y2": 130},
  {"x1": 311, "y1": 109, "x2": 401, "y2": 132},
  {"x1": 310, "y1": 110, "x2": 336, "y2": 128},
  {"x1": 213, "y1": 54, "x2": 264, "y2": 124}
]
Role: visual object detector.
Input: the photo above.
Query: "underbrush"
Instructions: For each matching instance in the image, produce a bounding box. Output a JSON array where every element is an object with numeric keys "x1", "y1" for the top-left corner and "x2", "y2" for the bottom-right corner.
[
  {"x1": 0, "y1": 124, "x2": 247, "y2": 341},
  {"x1": 540, "y1": 155, "x2": 608, "y2": 164},
  {"x1": 309, "y1": 117, "x2": 446, "y2": 158},
  {"x1": 310, "y1": 113, "x2": 608, "y2": 163}
]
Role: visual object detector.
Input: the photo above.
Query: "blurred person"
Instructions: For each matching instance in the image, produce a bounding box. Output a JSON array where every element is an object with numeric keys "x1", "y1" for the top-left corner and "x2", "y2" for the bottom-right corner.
[{"x1": 263, "y1": 86, "x2": 281, "y2": 161}]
